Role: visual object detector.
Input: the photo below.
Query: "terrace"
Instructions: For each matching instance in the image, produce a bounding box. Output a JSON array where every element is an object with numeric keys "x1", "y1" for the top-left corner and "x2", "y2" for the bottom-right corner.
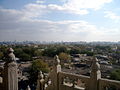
[{"x1": 0, "y1": 48, "x2": 120, "y2": 90}]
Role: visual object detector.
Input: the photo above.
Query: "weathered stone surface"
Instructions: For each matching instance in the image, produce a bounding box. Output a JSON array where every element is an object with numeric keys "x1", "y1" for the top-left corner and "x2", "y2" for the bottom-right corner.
[
  {"x1": 3, "y1": 48, "x2": 18, "y2": 90},
  {"x1": 89, "y1": 57, "x2": 101, "y2": 90},
  {"x1": 3, "y1": 61, "x2": 18, "y2": 90}
]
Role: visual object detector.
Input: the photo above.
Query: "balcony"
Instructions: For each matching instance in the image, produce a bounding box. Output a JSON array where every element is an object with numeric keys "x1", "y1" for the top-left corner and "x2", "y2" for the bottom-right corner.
[
  {"x1": 0, "y1": 48, "x2": 120, "y2": 90},
  {"x1": 36, "y1": 55, "x2": 120, "y2": 90}
]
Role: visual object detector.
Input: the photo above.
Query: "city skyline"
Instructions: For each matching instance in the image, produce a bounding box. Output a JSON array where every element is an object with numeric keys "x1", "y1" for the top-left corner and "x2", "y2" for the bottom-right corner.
[{"x1": 0, "y1": 0, "x2": 120, "y2": 42}]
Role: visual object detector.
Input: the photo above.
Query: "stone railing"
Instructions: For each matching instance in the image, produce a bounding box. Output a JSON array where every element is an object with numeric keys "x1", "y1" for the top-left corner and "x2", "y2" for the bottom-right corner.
[
  {"x1": 0, "y1": 67, "x2": 3, "y2": 89},
  {"x1": 37, "y1": 56, "x2": 120, "y2": 90},
  {"x1": 99, "y1": 78, "x2": 120, "y2": 90},
  {"x1": 0, "y1": 48, "x2": 120, "y2": 90},
  {"x1": 58, "y1": 72, "x2": 90, "y2": 90}
]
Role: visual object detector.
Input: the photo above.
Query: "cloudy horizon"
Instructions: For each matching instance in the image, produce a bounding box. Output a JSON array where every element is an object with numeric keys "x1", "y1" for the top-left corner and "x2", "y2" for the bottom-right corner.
[{"x1": 0, "y1": 0, "x2": 120, "y2": 42}]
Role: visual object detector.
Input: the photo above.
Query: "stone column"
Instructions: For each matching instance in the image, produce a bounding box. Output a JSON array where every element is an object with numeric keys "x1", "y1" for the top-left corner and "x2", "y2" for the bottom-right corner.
[
  {"x1": 48, "y1": 55, "x2": 61, "y2": 90},
  {"x1": 89, "y1": 57, "x2": 101, "y2": 90},
  {"x1": 26, "y1": 85, "x2": 31, "y2": 90},
  {"x1": 3, "y1": 48, "x2": 18, "y2": 90},
  {"x1": 36, "y1": 71, "x2": 45, "y2": 90},
  {"x1": 53, "y1": 55, "x2": 61, "y2": 90}
]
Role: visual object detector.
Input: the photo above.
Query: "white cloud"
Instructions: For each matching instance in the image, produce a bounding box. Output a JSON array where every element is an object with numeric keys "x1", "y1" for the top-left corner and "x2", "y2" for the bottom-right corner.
[
  {"x1": 0, "y1": 8, "x2": 119, "y2": 42},
  {"x1": 104, "y1": 11, "x2": 120, "y2": 22},
  {"x1": 21, "y1": 2, "x2": 88, "y2": 19},
  {"x1": 47, "y1": 4, "x2": 88, "y2": 15},
  {"x1": 22, "y1": 3, "x2": 48, "y2": 19},
  {"x1": 4, "y1": 0, "x2": 112, "y2": 20},
  {"x1": 46, "y1": 0, "x2": 113, "y2": 15},
  {"x1": 36, "y1": 0, "x2": 45, "y2": 4},
  {"x1": 59, "y1": 0, "x2": 113, "y2": 15},
  {"x1": 63, "y1": 0, "x2": 112, "y2": 10}
]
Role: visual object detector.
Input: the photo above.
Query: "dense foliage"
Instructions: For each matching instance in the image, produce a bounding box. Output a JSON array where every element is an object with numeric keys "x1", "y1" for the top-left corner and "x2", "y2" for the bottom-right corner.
[
  {"x1": 58, "y1": 52, "x2": 70, "y2": 61},
  {"x1": 110, "y1": 69, "x2": 120, "y2": 81},
  {"x1": 29, "y1": 59, "x2": 49, "y2": 83}
]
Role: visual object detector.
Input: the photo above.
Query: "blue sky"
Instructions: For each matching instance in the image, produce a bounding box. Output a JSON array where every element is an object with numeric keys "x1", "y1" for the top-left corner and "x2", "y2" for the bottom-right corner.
[{"x1": 0, "y1": 0, "x2": 120, "y2": 42}]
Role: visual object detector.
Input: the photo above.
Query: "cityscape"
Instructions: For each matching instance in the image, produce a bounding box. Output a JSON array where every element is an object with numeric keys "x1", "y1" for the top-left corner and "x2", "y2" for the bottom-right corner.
[
  {"x1": 0, "y1": 0, "x2": 120, "y2": 90},
  {"x1": 0, "y1": 41, "x2": 120, "y2": 90}
]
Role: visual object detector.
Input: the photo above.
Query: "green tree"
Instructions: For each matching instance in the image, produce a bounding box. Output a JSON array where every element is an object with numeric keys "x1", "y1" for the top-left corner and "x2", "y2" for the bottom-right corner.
[
  {"x1": 70, "y1": 48, "x2": 80, "y2": 54},
  {"x1": 43, "y1": 47, "x2": 57, "y2": 57},
  {"x1": 19, "y1": 53, "x2": 31, "y2": 61},
  {"x1": 14, "y1": 48, "x2": 23, "y2": 57},
  {"x1": 56, "y1": 46, "x2": 67, "y2": 54},
  {"x1": 80, "y1": 50, "x2": 94, "y2": 56},
  {"x1": 58, "y1": 52, "x2": 71, "y2": 63},
  {"x1": 29, "y1": 59, "x2": 49, "y2": 83},
  {"x1": 34, "y1": 49, "x2": 43, "y2": 57},
  {"x1": 31, "y1": 59, "x2": 49, "y2": 73},
  {"x1": 110, "y1": 69, "x2": 120, "y2": 81},
  {"x1": 0, "y1": 52, "x2": 4, "y2": 60},
  {"x1": 23, "y1": 47, "x2": 36, "y2": 57}
]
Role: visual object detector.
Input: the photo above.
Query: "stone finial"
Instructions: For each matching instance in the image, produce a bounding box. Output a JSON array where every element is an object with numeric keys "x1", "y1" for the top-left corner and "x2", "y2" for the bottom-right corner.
[
  {"x1": 38, "y1": 71, "x2": 44, "y2": 79},
  {"x1": 90, "y1": 56, "x2": 101, "y2": 80},
  {"x1": 26, "y1": 85, "x2": 31, "y2": 90},
  {"x1": 36, "y1": 71, "x2": 45, "y2": 90},
  {"x1": 91, "y1": 57, "x2": 100, "y2": 72},
  {"x1": 7, "y1": 48, "x2": 16, "y2": 61},
  {"x1": 3, "y1": 48, "x2": 18, "y2": 90},
  {"x1": 89, "y1": 57, "x2": 101, "y2": 90},
  {"x1": 55, "y1": 55, "x2": 60, "y2": 65},
  {"x1": 7, "y1": 48, "x2": 14, "y2": 53}
]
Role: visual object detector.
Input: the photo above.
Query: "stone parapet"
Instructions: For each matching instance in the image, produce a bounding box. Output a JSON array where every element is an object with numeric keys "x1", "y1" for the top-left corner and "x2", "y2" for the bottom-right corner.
[{"x1": 37, "y1": 56, "x2": 120, "y2": 90}]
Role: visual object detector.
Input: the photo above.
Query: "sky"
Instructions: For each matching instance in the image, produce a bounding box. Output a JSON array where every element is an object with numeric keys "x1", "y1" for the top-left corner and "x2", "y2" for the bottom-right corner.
[{"x1": 0, "y1": 0, "x2": 120, "y2": 42}]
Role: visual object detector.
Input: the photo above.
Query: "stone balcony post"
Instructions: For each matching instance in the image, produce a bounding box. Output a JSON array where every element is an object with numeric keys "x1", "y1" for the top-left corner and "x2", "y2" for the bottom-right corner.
[
  {"x1": 26, "y1": 85, "x2": 31, "y2": 90},
  {"x1": 89, "y1": 57, "x2": 101, "y2": 90},
  {"x1": 36, "y1": 55, "x2": 61, "y2": 90},
  {"x1": 3, "y1": 48, "x2": 18, "y2": 90},
  {"x1": 49, "y1": 55, "x2": 61, "y2": 90},
  {"x1": 54, "y1": 55, "x2": 61, "y2": 73},
  {"x1": 36, "y1": 71, "x2": 45, "y2": 90}
]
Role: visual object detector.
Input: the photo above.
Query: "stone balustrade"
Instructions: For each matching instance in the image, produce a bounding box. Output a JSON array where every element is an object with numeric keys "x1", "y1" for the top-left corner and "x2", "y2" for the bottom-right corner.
[
  {"x1": 58, "y1": 72, "x2": 90, "y2": 90},
  {"x1": 37, "y1": 55, "x2": 120, "y2": 90},
  {"x1": 99, "y1": 78, "x2": 120, "y2": 90},
  {"x1": 0, "y1": 48, "x2": 120, "y2": 90}
]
